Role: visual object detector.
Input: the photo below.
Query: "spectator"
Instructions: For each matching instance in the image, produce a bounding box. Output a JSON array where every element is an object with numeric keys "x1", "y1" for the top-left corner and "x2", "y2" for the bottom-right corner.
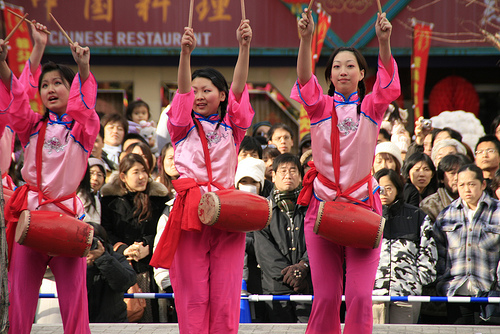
[
  {"x1": 156, "y1": 143, "x2": 179, "y2": 199},
  {"x1": 86, "y1": 222, "x2": 136, "y2": 322},
  {"x1": 474, "y1": 135, "x2": 500, "y2": 186},
  {"x1": 252, "y1": 120, "x2": 272, "y2": 138},
  {"x1": 378, "y1": 128, "x2": 391, "y2": 144},
  {"x1": 490, "y1": 115, "x2": 500, "y2": 142},
  {"x1": 268, "y1": 123, "x2": 294, "y2": 154},
  {"x1": 235, "y1": 157, "x2": 266, "y2": 196},
  {"x1": 262, "y1": 146, "x2": 281, "y2": 182},
  {"x1": 92, "y1": 125, "x2": 116, "y2": 173},
  {"x1": 254, "y1": 153, "x2": 311, "y2": 323},
  {"x1": 101, "y1": 113, "x2": 128, "y2": 168},
  {"x1": 372, "y1": 168, "x2": 436, "y2": 324},
  {"x1": 300, "y1": 149, "x2": 313, "y2": 174},
  {"x1": 298, "y1": 133, "x2": 311, "y2": 156},
  {"x1": 126, "y1": 99, "x2": 157, "y2": 152},
  {"x1": 433, "y1": 164, "x2": 500, "y2": 324},
  {"x1": 122, "y1": 141, "x2": 156, "y2": 174},
  {"x1": 372, "y1": 141, "x2": 403, "y2": 175},
  {"x1": 238, "y1": 136, "x2": 263, "y2": 162},
  {"x1": 101, "y1": 153, "x2": 169, "y2": 322},
  {"x1": 402, "y1": 152, "x2": 437, "y2": 207},
  {"x1": 78, "y1": 158, "x2": 106, "y2": 224},
  {"x1": 432, "y1": 127, "x2": 462, "y2": 147},
  {"x1": 431, "y1": 138, "x2": 467, "y2": 167}
]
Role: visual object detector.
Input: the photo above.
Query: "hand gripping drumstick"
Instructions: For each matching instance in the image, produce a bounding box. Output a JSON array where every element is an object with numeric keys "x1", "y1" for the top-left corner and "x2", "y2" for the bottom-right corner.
[
  {"x1": 7, "y1": 9, "x2": 50, "y2": 35},
  {"x1": 188, "y1": 0, "x2": 194, "y2": 28},
  {"x1": 4, "y1": 13, "x2": 29, "y2": 43},
  {"x1": 376, "y1": 0, "x2": 383, "y2": 14},
  {"x1": 49, "y1": 13, "x2": 73, "y2": 44}
]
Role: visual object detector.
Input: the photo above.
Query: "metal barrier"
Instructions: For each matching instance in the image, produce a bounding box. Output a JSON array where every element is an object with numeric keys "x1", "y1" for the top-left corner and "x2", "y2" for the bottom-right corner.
[{"x1": 38, "y1": 293, "x2": 500, "y2": 304}]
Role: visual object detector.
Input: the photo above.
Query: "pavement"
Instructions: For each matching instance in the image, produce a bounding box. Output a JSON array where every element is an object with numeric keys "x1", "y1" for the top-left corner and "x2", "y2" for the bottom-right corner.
[{"x1": 30, "y1": 323, "x2": 500, "y2": 333}]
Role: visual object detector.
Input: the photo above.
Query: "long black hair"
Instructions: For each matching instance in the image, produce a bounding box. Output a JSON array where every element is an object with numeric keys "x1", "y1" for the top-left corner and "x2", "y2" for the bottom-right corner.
[
  {"x1": 192, "y1": 68, "x2": 229, "y2": 129},
  {"x1": 37, "y1": 62, "x2": 76, "y2": 125},
  {"x1": 324, "y1": 47, "x2": 368, "y2": 114}
]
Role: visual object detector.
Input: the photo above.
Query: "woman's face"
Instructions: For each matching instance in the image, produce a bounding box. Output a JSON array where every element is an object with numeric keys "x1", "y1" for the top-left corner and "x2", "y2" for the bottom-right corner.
[
  {"x1": 409, "y1": 161, "x2": 433, "y2": 193},
  {"x1": 263, "y1": 156, "x2": 275, "y2": 181},
  {"x1": 120, "y1": 162, "x2": 148, "y2": 192},
  {"x1": 163, "y1": 146, "x2": 179, "y2": 178},
  {"x1": 40, "y1": 70, "x2": 70, "y2": 115},
  {"x1": 379, "y1": 175, "x2": 397, "y2": 206},
  {"x1": 373, "y1": 153, "x2": 397, "y2": 174},
  {"x1": 458, "y1": 170, "x2": 486, "y2": 209},
  {"x1": 131, "y1": 146, "x2": 149, "y2": 170},
  {"x1": 192, "y1": 77, "x2": 225, "y2": 117},
  {"x1": 330, "y1": 51, "x2": 364, "y2": 97},
  {"x1": 89, "y1": 165, "x2": 105, "y2": 192}
]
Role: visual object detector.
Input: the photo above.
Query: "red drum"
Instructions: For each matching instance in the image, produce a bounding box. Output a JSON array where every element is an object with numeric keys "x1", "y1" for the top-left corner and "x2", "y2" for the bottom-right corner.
[
  {"x1": 314, "y1": 201, "x2": 385, "y2": 249},
  {"x1": 198, "y1": 189, "x2": 272, "y2": 233},
  {"x1": 15, "y1": 210, "x2": 94, "y2": 257}
]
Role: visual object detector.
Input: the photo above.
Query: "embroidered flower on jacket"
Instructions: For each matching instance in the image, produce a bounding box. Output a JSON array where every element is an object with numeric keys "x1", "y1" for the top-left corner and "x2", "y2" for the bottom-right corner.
[
  {"x1": 337, "y1": 117, "x2": 359, "y2": 136},
  {"x1": 206, "y1": 130, "x2": 228, "y2": 148},
  {"x1": 44, "y1": 136, "x2": 67, "y2": 154}
]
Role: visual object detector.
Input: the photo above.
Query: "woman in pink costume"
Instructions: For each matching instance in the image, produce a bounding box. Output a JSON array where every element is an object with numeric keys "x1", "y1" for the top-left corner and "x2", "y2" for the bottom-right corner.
[
  {"x1": 291, "y1": 8, "x2": 400, "y2": 334},
  {"x1": 0, "y1": 36, "x2": 99, "y2": 333},
  {"x1": 151, "y1": 20, "x2": 253, "y2": 333}
]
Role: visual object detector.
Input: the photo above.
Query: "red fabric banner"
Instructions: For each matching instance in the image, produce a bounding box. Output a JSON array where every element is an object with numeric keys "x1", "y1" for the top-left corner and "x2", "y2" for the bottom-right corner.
[{"x1": 411, "y1": 23, "x2": 432, "y2": 121}]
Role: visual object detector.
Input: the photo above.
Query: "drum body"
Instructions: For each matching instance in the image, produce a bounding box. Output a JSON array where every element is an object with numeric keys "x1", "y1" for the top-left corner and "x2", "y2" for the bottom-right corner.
[
  {"x1": 314, "y1": 201, "x2": 385, "y2": 249},
  {"x1": 198, "y1": 189, "x2": 272, "y2": 233},
  {"x1": 15, "y1": 210, "x2": 94, "y2": 257}
]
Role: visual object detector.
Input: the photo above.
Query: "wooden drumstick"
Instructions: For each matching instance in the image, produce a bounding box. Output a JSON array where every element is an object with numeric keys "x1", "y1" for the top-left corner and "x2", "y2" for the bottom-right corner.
[
  {"x1": 4, "y1": 13, "x2": 29, "y2": 43},
  {"x1": 307, "y1": 0, "x2": 314, "y2": 13},
  {"x1": 188, "y1": 0, "x2": 194, "y2": 28},
  {"x1": 7, "y1": 9, "x2": 50, "y2": 35},
  {"x1": 49, "y1": 13, "x2": 73, "y2": 44},
  {"x1": 241, "y1": 0, "x2": 246, "y2": 20},
  {"x1": 376, "y1": 0, "x2": 383, "y2": 14}
]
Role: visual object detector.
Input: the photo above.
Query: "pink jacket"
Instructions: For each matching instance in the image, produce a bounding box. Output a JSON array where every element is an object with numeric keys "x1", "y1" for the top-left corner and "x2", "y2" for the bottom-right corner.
[
  {"x1": 1, "y1": 70, "x2": 99, "y2": 217},
  {"x1": 167, "y1": 85, "x2": 253, "y2": 194},
  {"x1": 291, "y1": 56, "x2": 400, "y2": 207}
]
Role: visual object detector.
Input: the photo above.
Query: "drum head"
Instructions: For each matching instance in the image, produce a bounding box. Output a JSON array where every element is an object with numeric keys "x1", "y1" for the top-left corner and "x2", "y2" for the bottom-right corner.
[
  {"x1": 198, "y1": 192, "x2": 221, "y2": 226},
  {"x1": 15, "y1": 210, "x2": 31, "y2": 245},
  {"x1": 313, "y1": 201, "x2": 325, "y2": 235}
]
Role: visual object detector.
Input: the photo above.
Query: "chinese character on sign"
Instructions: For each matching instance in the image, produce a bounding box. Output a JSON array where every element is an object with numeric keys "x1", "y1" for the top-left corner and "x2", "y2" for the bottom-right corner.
[
  {"x1": 84, "y1": 0, "x2": 113, "y2": 22},
  {"x1": 31, "y1": 0, "x2": 39, "y2": 8},
  {"x1": 196, "y1": 0, "x2": 231, "y2": 23},
  {"x1": 45, "y1": 0, "x2": 58, "y2": 21},
  {"x1": 136, "y1": 0, "x2": 171, "y2": 23}
]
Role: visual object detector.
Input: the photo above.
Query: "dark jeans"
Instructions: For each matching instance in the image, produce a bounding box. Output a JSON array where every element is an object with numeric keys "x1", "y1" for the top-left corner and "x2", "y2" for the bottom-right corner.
[
  {"x1": 265, "y1": 300, "x2": 312, "y2": 323},
  {"x1": 447, "y1": 302, "x2": 481, "y2": 325}
]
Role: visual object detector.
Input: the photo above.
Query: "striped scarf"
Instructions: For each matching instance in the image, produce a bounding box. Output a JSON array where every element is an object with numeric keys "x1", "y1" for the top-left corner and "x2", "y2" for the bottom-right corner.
[{"x1": 273, "y1": 186, "x2": 302, "y2": 219}]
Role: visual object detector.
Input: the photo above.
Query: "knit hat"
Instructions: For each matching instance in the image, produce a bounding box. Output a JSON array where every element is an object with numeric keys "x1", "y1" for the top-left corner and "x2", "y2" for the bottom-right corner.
[
  {"x1": 375, "y1": 142, "x2": 403, "y2": 167},
  {"x1": 235, "y1": 157, "x2": 266, "y2": 190},
  {"x1": 88, "y1": 157, "x2": 106, "y2": 174}
]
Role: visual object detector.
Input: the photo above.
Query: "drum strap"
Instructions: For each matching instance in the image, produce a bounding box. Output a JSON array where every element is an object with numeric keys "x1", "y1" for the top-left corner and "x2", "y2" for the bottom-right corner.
[{"x1": 34, "y1": 120, "x2": 77, "y2": 217}]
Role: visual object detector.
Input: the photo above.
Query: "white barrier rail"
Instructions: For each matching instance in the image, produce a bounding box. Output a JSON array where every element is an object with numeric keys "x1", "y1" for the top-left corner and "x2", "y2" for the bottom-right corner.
[{"x1": 38, "y1": 293, "x2": 500, "y2": 304}]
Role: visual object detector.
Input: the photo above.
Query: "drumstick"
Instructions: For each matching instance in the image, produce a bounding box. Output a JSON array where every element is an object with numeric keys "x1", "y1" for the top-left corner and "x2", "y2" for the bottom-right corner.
[
  {"x1": 49, "y1": 13, "x2": 73, "y2": 44},
  {"x1": 4, "y1": 13, "x2": 29, "y2": 43},
  {"x1": 376, "y1": 0, "x2": 383, "y2": 14},
  {"x1": 241, "y1": 0, "x2": 246, "y2": 20},
  {"x1": 188, "y1": 0, "x2": 194, "y2": 28},
  {"x1": 307, "y1": 0, "x2": 314, "y2": 13},
  {"x1": 7, "y1": 9, "x2": 50, "y2": 35}
]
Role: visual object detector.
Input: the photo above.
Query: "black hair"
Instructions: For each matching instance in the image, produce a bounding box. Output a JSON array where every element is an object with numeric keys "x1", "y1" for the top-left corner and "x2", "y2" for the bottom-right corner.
[
  {"x1": 239, "y1": 136, "x2": 263, "y2": 159},
  {"x1": 37, "y1": 62, "x2": 76, "y2": 124},
  {"x1": 77, "y1": 163, "x2": 97, "y2": 213},
  {"x1": 374, "y1": 168, "x2": 404, "y2": 201},
  {"x1": 402, "y1": 152, "x2": 437, "y2": 197},
  {"x1": 324, "y1": 47, "x2": 368, "y2": 114},
  {"x1": 125, "y1": 99, "x2": 151, "y2": 122},
  {"x1": 124, "y1": 141, "x2": 155, "y2": 172},
  {"x1": 98, "y1": 124, "x2": 104, "y2": 140},
  {"x1": 491, "y1": 115, "x2": 500, "y2": 136},
  {"x1": 378, "y1": 128, "x2": 391, "y2": 142},
  {"x1": 87, "y1": 221, "x2": 110, "y2": 245},
  {"x1": 458, "y1": 163, "x2": 485, "y2": 184},
  {"x1": 436, "y1": 153, "x2": 471, "y2": 185},
  {"x1": 192, "y1": 68, "x2": 229, "y2": 129},
  {"x1": 100, "y1": 113, "x2": 129, "y2": 143},
  {"x1": 263, "y1": 146, "x2": 281, "y2": 160},
  {"x1": 123, "y1": 133, "x2": 149, "y2": 146},
  {"x1": 432, "y1": 127, "x2": 462, "y2": 146},
  {"x1": 272, "y1": 153, "x2": 303, "y2": 178},
  {"x1": 267, "y1": 123, "x2": 294, "y2": 141},
  {"x1": 475, "y1": 135, "x2": 500, "y2": 153}
]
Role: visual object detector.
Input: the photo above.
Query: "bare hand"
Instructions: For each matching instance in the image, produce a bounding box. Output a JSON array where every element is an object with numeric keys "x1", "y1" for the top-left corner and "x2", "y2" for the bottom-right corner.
[
  {"x1": 124, "y1": 242, "x2": 150, "y2": 261},
  {"x1": 30, "y1": 21, "x2": 48, "y2": 47},
  {"x1": 298, "y1": 9, "x2": 314, "y2": 39},
  {"x1": 375, "y1": 12, "x2": 392, "y2": 43},
  {"x1": 86, "y1": 240, "x2": 105, "y2": 266},
  {"x1": 0, "y1": 40, "x2": 8, "y2": 62},
  {"x1": 181, "y1": 27, "x2": 196, "y2": 55},
  {"x1": 70, "y1": 42, "x2": 90, "y2": 67},
  {"x1": 237, "y1": 19, "x2": 252, "y2": 46}
]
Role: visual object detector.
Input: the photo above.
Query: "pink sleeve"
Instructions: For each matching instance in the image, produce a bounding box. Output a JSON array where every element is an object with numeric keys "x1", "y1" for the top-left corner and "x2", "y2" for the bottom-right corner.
[
  {"x1": 227, "y1": 84, "x2": 254, "y2": 145},
  {"x1": 290, "y1": 74, "x2": 329, "y2": 123},
  {"x1": 363, "y1": 56, "x2": 401, "y2": 124},
  {"x1": 18, "y1": 59, "x2": 41, "y2": 100},
  {"x1": 66, "y1": 72, "x2": 100, "y2": 154},
  {"x1": 167, "y1": 90, "x2": 195, "y2": 143}
]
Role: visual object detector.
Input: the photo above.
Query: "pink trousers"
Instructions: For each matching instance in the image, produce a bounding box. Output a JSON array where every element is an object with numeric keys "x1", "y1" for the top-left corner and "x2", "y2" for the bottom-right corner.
[
  {"x1": 8, "y1": 242, "x2": 90, "y2": 334},
  {"x1": 170, "y1": 224, "x2": 245, "y2": 334},
  {"x1": 304, "y1": 197, "x2": 382, "y2": 334}
]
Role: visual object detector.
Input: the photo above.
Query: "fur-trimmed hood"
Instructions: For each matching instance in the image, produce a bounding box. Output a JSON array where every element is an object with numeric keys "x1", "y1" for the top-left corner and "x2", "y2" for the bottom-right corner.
[{"x1": 100, "y1": 174, "x2": 169, "y2": 198}]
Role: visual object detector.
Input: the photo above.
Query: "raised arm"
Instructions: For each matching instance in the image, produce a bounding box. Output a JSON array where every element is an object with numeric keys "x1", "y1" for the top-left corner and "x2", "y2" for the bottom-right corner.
[
  {"x1": 28, "y1": 21, "x2": 48, "y2": 75},
  {"x1": 375, "y1": 12, "x2": 393, "y2": 75},
  {"x1": 297, "y1": 9, "x2": 314, "y2": 86},
  {"x1": 71, "y1": 42, "x2": 90, "y2": 83},
  {"x1": 178, "y1": 27, "x2": 196, "y2": 94},
  {"x1": 231, "y1": 19, "x2": 252, "y2": 100},
  {"x1": 0, "y1": 40, "x2": 12, "y2": 88}
]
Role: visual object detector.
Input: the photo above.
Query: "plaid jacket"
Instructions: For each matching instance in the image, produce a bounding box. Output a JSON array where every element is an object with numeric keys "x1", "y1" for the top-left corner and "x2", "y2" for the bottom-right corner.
[{"x1": 433, "y1": 193, "x2": 500, "y2": 297}]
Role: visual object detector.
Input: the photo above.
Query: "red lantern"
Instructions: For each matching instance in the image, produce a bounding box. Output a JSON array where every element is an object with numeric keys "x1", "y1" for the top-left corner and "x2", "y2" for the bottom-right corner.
[{"x1": 428, "y1": 76, "x2": 479, "y2": 117}]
